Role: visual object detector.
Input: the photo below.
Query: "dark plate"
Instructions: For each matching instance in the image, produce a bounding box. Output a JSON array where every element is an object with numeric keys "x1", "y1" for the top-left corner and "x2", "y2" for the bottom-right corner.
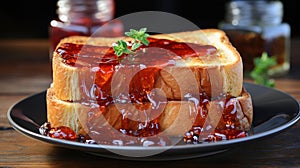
[{"x1": 7, "y1": 83, "x2": 300, "y2": 161}]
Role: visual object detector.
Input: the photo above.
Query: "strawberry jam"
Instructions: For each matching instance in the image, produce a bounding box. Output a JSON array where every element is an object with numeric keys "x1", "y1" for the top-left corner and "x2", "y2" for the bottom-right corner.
[
  {"x1": 56, "y1": 37, "x2": 218, "y2": 67},
  {"x1": 183, "y1": 94, "x2": 248, "y2": 144},
  {"x1": 49, "y1": 37, "x2": 249, "y2": 146},
  {"x1": 55, "y1": 37, "x2": 219, "y2": 102},
  {"x1": 40, "y1": 122, "x2": 77, "y2": 141}
]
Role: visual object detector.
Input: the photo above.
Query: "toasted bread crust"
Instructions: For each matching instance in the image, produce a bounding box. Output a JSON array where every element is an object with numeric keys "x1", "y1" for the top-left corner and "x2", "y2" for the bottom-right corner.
[
  {"x1": 46, "y1": 85, "x2": 253, "y2": 137},
  {"x1": 52, "y1": 29, "x2": 243, "y2": 101}
]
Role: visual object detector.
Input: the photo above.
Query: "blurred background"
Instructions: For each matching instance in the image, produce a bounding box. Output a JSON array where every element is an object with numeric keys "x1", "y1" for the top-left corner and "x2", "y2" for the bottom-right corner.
[{"x1": 0, "y1": 0, "x2": 298, "y2": 39}]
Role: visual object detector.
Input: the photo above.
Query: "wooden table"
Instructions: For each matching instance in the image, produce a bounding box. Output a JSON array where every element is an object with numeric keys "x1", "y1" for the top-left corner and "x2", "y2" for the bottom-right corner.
[{"x1": 0, "y1": 38, "x2": 299, "y2": 167}]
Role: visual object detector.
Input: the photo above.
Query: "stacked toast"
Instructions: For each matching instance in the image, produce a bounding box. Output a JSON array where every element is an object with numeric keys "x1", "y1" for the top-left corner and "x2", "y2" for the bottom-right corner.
[{"x1": 46, "y1": 29, "x2": 253, "y2": 141}]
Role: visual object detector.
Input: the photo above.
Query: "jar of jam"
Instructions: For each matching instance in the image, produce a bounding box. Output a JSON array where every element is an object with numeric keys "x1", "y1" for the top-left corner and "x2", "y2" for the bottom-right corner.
[
  {"x1": 49, "y1": 0, "x2": 123, "y2": 57},
  {"x1": 219, "y1": 0, "x2": 290, "y2": 77}
]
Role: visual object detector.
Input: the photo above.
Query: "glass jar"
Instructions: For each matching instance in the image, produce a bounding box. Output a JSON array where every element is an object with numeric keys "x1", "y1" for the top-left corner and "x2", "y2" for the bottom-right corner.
[
  {"x1": 219, "y1": 0, "x2": 290, "y2": 77},
  {"x1": 49, "y1": 0, "x2": 123, "y2": 54}
]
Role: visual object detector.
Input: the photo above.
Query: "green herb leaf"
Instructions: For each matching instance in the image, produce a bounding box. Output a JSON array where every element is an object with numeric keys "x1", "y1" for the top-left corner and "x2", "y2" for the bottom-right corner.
[
  {"x1": 250, "y1": 52, "x2": 276, "y2": 87},
  {"x1": 131, "y1": 42, "x2": 142, "y2": 51},
  {"x1": 113, "y1": 40, "x2": 132, "y2": 56},
  {"x1": 113, "y1": 28, "x2": 150, "y2": 57}
]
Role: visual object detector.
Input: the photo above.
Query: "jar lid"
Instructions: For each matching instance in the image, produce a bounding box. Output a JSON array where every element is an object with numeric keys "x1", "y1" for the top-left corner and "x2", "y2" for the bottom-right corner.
[
  {"x1": 57, "y1": 0, "x2": 115, "y2": 23},
  {"x1": 225, "y1": 0, "x2": 283, "y2": 26}
]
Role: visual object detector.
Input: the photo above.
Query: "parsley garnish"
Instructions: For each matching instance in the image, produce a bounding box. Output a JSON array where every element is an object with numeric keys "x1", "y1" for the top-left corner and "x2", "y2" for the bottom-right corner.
[
  {"x1": 113, "y1": 28, "x2": 150, "y2": 57},
  {"x1": 250, "y1": 52, "x2": 276, "y2": 87}
]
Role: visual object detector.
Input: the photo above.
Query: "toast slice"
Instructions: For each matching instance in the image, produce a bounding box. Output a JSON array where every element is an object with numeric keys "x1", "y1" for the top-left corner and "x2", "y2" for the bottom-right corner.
[
  {"x1": 52, "y1": 29, "x2": 243, "y2": 101},
  {"x1": 46, "y1": 85, "x2": 253, "y2": 137}
]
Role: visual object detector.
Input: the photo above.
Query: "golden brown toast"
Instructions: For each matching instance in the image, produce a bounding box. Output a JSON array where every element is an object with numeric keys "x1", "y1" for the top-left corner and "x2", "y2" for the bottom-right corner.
[
  {"x1": 52, "y1": 29, "x2": 243, "y2": 101},
  {"x1": 46, "y1": 85, "x2": 253, "y2": 137}
]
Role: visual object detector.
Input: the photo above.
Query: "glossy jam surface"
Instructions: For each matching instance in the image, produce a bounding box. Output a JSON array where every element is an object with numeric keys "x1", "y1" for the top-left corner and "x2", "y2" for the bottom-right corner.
[
  {"x1": 183, "y1": 94, "x2": 247, "y2": 144},
  {"x1": 40, "y1": 93, "x2": 248, "y2": 145},
  {"x1": 40, "y1": 122, "x2": 170, "y2": 146},
  {"x1": 56, "y1": 37, "x2": 218, "y2": 66},
  {"x1": 40, "y1": 122, "x2": 77, "y2": 141},
  {"x1": 48, "y1": 37, "x2": 249, "y2": 146},
  {"x1": 55, "y1": 37, "x2": 220, "y2": 105}
]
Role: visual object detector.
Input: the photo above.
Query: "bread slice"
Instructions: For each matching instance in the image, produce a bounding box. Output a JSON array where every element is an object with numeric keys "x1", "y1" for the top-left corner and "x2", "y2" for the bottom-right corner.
[
  {"x1": 52, "y1": 29, "x2": 243, "y2": 101},
  {"x1": 46, "y1": 85, "x2": 253, "y2": 137},
  {"x1": 47, "y1": 28, "x2": 253, "y2": 140}
]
